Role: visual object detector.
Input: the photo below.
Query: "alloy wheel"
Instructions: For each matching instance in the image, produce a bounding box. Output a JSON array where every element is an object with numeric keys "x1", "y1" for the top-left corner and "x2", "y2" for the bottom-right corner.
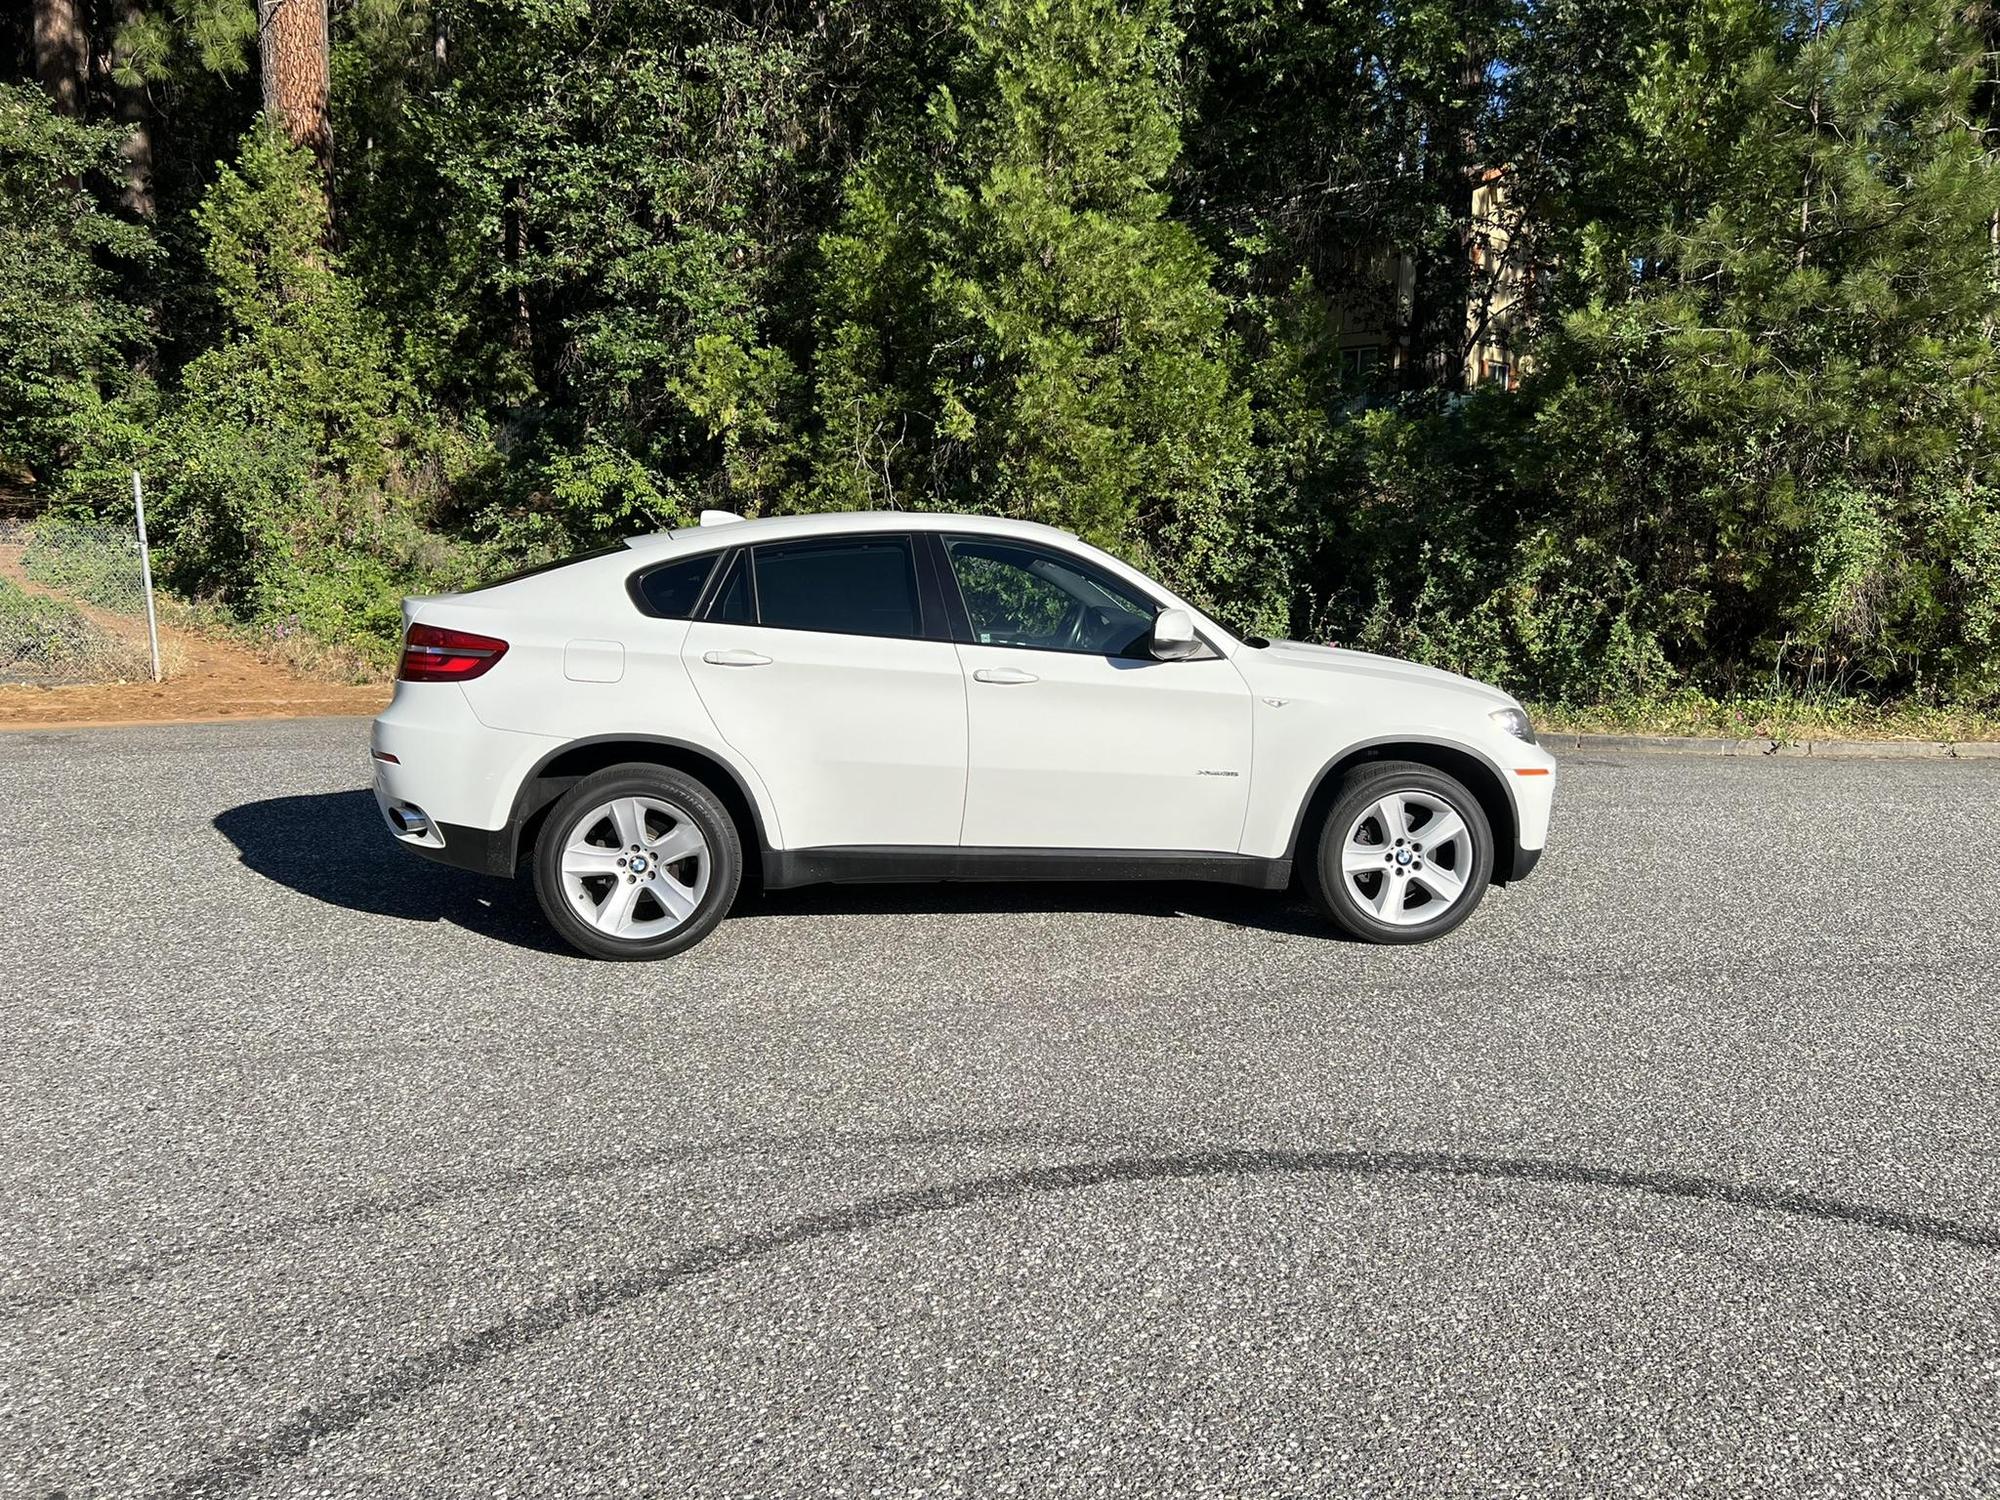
[
  {"x1": 559, "y1": 795, "x2": 711, "y2": 939},
  {"x1": 1338, "y1": 789, "x2": 1475, "y2": 927}
]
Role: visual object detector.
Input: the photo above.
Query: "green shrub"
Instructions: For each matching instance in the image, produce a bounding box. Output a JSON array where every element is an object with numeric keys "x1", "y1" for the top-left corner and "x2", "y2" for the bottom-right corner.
[{"x1": 152, "y1": 125, "x2": 489, "y2": 660}]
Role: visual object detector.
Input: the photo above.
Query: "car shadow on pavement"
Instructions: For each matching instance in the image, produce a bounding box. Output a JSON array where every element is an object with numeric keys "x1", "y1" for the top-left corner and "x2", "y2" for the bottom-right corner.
[
  {"x1": 742, "y1": 880, "x2": 1334, "y2": 938},
  {"x1": 215, "y1": 790, "x2": 1334, "y2": 950},
  {"x1": 213, "y1": 790, "x2": 568, "y2": 955}
]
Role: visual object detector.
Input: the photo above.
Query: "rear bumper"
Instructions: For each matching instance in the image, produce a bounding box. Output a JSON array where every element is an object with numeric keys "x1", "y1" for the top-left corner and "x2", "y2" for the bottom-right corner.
[
  {"x1": 396, "y1": 819, "x2": 517, "y2": 877},
  {"x1": 371, "y1": 683, "x2": 562, "y2": 828},
  {"x1": 371, "y1": 681, "x2": 561, "y2": 875}
]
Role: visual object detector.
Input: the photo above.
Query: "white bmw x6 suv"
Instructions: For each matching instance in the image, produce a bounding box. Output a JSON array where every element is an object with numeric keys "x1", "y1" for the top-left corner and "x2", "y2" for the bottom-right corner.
[{"x1": 372, "y1": 510, "x2": 1555, "y2": 959}]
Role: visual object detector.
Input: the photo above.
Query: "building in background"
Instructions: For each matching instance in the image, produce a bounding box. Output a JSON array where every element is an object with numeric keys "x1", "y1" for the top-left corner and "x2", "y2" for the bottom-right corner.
[
  {"x1": 1323, "y1": 167, "x2": 1533, "y2": 394},
  {"x1": 1464, "y1": 166, "x2": 1529, "y2": 390}
]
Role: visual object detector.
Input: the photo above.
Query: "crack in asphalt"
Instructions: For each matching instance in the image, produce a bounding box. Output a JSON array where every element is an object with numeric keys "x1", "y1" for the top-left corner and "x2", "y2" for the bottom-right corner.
[{"x1": 146, "y1": 1145, "x2": 1999, "y2": 1499}]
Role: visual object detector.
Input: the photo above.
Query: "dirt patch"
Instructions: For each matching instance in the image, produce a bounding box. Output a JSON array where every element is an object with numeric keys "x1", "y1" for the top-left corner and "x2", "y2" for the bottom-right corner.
[
  {"x1": 0, "y1": 652, "x2": 389, "y2": 729},
  {"x1": 0, "y1": 543, "x2": 389, "y2": 729}
]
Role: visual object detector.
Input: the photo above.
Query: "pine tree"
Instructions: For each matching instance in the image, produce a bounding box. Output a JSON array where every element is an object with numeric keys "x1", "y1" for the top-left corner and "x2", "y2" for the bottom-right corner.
[
  {"x1": 808, "y1": 0, "x2": 1267, "y2": 619},
  {"x1": 1524, "y1": 0, "x2": 2000, "y2": 697}
]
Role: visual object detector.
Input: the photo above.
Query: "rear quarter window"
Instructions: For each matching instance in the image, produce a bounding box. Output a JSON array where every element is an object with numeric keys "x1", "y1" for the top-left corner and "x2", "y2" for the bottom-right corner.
[{"x1": 630, "y1": 554, "x2": 720, "y2": 618}]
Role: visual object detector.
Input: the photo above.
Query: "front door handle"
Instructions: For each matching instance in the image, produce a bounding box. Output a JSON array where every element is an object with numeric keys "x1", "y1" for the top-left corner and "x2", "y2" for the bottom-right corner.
[
  {"x1": 702, "y1": 649, "x2": 773, "y2": 667},
  {"x1": 973, "y1": 667, "x2": 1039, "y2": 685}
]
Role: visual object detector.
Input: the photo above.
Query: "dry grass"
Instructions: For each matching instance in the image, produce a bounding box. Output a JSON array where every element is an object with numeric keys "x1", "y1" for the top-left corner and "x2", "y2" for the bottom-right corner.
[
  {"x1": 163, "y1": 597, "x2": 391, "y2": 687},
  {"x1": 1532, "y1": 693, "x2": 2000, "y2": 744}
]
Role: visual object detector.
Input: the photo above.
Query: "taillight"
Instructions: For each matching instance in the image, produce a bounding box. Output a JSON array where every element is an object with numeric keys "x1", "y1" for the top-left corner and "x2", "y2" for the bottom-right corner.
[{"x1": 398, "y1": 623, "x2": 509, "y2": 682}]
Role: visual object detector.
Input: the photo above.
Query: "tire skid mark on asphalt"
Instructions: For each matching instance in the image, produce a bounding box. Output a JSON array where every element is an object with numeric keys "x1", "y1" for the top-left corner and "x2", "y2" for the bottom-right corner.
[
  {"x1": 146, "y1": 1145, "x2": 1999, "y2": 1500},
  {"x1": 0, "y1": 1126, "x2": 1096, "y2": 1316}
]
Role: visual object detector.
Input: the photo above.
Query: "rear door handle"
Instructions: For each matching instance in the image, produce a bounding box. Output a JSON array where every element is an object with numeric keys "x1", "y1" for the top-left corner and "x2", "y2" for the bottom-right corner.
[
  {"x1": 703, "y1": 649, "x2": 773, "y2": 667},
  {"x1": 973, "y1": 667, "x2": 1039, "y2": 685}
]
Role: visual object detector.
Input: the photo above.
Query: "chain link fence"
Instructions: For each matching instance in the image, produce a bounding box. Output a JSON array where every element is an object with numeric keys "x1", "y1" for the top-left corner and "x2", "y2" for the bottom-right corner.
[{"x1": 0, "y1": 507, "x2": 167, "y2": 686}]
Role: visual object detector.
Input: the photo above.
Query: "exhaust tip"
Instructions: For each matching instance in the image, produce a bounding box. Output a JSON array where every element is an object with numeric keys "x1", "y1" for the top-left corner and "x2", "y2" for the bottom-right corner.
[{"x1": 387, "y1": 803, "x2": 433, "y2": 839}]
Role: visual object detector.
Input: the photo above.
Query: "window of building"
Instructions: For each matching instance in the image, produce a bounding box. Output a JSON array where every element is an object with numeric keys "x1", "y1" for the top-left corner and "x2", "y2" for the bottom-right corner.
[{"x1": 1337, "y1": 345, "x2": 1381, "y2": 381}]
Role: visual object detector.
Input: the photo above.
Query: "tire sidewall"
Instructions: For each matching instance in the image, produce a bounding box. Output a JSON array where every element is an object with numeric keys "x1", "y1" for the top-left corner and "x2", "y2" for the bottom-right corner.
[
  {"x1": 532, "y1": 766, "x2": 742, "y2": 960},
  {"x1": 1310, "y1": 764, "x2": 1494, "y2": 944}
]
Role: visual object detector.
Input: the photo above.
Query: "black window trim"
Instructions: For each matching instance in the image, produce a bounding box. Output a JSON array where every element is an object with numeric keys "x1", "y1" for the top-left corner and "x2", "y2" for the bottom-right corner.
[
  {"x1": 912, "y1": 532, "x2": 958, "y2": 642},
  {"x1": 703, "y1": 546, "x2": 756, "y2": 624},
  {"x1": 914, "y1": 533, "x2": 972, "y2": 640},
  {"x1": 696, "y1": 531, "x2": 938, "y2": 643},
  {"x1": 932, "y1": 531, "x2": 1220, "y2": 662}
]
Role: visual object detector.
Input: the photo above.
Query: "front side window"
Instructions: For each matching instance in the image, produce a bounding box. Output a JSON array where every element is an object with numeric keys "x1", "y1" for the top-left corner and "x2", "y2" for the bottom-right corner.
[
  {"x1": 945, "y1": 537, "x2": 1157, "y2": 656},
  {"x1": 750, "y1": 537, "x2": 921, "y2": 639}
]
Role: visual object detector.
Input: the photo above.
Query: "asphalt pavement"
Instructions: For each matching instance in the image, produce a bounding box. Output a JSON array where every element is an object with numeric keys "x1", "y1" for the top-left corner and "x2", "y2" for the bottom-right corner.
[{"x1": 1, "y1": 716, "x2": 1995, "y2": 1499}]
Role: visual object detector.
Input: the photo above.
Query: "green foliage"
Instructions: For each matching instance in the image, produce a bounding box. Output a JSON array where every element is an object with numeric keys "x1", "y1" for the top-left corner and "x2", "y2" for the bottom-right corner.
[
  {"x1": 0, "y1": 86, "x2": 156, "y2": 498},
  {"x1": 6, "y1": 0, "x2": 2000, "y2": 702},
  {"x1": 1517, "y1": 0, "x2": 2000, "y2": 701},
  {"x1": 1225, "y1": 0, "x2": 2000, "y2": 708},
  {"x1": 153, "y1": 125, "x2": 484, "y2": 662},
  {"x1": 807, "y1": 0, "x2": 1276, "y2": 626},
  {"x1": 111, "y1": 0, "x2": 258, "y2": 84},
  {"x1": 366, "y1": 0, "x2": 824, "y2": 548}
]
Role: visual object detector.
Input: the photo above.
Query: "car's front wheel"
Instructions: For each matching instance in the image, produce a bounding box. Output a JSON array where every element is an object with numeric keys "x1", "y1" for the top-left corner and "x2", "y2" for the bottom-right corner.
[
  {"x1": 532, "y1": 765, "x2": 742, "y2": 960},
  {"x1": 1304, "y1": 761, "x2": 1494, "y2": 944}
]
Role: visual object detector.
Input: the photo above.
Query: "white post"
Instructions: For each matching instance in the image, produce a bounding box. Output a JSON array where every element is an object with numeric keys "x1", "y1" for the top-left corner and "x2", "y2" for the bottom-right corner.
[{"x1": 132, "y1": 470, "x2": 162, "y2": 683}]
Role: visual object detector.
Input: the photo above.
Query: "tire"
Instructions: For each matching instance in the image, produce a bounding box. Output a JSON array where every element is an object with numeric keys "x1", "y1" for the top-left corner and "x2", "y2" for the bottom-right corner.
[
  {"x1": 1303, "y1": 760, "x2": 1494, "y2": 945},
  {"x1": 532, "y1": 764, "x2": 742, "y2": 960}
]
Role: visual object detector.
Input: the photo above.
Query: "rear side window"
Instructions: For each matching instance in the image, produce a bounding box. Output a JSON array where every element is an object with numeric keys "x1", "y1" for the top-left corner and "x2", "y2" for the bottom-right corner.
[
  {"x1": 750, "y1": 537, "x2": 920, "y2": 639},
  {"x1": 631, "y1": 554, "x2": 717, "y2": 618}
]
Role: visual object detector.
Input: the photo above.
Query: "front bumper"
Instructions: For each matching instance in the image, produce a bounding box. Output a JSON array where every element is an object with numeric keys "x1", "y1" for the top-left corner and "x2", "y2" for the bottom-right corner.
[{"x1": 1506, "y1": 843, "x2": 1542, "y2": 882}]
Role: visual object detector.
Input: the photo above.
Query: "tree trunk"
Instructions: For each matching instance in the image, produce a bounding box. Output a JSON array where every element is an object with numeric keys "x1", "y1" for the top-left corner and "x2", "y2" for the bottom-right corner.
[
  {"x1": 258, "y1": 0, "x2": 332, "y2": 171},
  {"x1": 504, "y1": 177, "x2": 534, "y2": 357},
  {"x1": 34, "y1": 0, "x2": 90, "y2": 118},
  {"x1": 111, "y1": 0, "x2": 155, "y2": 217}
]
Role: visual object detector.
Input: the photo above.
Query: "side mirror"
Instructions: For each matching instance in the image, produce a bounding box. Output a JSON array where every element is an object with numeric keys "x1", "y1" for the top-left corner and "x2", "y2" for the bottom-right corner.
[{"x1": 1149, "y1": 608, "x2": 1202, "y2": 661}]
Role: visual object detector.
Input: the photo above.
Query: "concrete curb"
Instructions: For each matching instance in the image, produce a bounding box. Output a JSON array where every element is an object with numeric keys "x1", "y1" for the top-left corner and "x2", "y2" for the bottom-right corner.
[{"x1": 1558, "y1": 732, "x2": 2000, "y2": 760}]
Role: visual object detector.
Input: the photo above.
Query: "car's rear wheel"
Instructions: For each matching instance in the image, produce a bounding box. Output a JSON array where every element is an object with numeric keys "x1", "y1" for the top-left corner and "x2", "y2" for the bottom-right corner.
[
  {"x1": 1304, "y1": 761, "x2": 1493, "y2": 944},
  {"x1": 532, "y1": 765, "x2": 741, "y2": 960}
]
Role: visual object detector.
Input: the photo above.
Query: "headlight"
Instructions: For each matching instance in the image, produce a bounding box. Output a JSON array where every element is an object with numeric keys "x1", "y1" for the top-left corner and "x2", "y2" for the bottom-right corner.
[{"x1": 1490, "y1": 706, "x2": 1536, "y2": 743}]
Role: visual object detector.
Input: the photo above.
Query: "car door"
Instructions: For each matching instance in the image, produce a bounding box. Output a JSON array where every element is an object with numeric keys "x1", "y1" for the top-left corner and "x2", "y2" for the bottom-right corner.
[
  {"x1": 942, "y1": 534, "x2": 1254, "y2": 852},
  {"x1": 681, "y1": 533, "x2": 967, "y2": 850}
]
